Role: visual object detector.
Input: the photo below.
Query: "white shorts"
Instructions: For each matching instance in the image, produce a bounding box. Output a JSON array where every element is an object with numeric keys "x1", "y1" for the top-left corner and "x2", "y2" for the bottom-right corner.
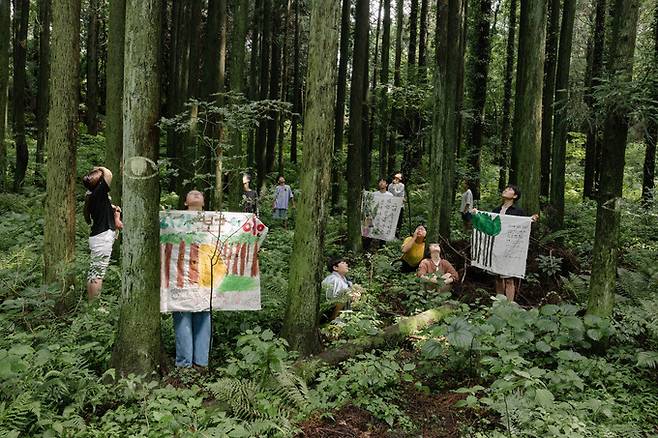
[{"x1": 88, "y1": 229, "x2": 117, "y2": 281}]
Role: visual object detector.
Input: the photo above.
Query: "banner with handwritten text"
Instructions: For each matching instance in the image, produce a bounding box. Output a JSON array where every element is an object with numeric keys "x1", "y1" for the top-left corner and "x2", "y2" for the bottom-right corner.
[
  {"x1": 159, "y1": 211, "x2": 268, "y2": 312},
  {"x1": 470, "y1": 212, "x2": 532, "y2": 278},
  {"x1": 361, "y1": 191, "x2": 404, "y2": 241}
]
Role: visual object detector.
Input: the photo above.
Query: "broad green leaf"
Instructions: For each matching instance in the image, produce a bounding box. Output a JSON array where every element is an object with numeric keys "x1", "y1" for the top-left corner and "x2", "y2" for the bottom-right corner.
[{"x1": 535, "y1": 388, "x2": 555, "y2": 408}]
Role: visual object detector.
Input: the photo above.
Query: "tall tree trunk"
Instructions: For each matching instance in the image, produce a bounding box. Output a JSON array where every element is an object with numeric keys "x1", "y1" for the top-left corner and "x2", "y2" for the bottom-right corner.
[
  {"x1": 378, "y1": 0, "x2": 391, "y2": 178},
  {"x1": 498, "y1": 0, "x2": 516, "y2": 192},
  {"x1": 266, "y1": 0, "x2": 282, "y2": 176},
  {"x1": 368, "y1": 0, "x2": 382, "y2": 181},
  {"x1": 466, "y1": 0, "x2": 492, "y2": 201},
  {"x1": 291, "y1": 0, "x2": 301, "y2": 164},
  {"x1": 407, "y1": 0, "x2": 418, "y2": 82},
  {"x1": 331, "y1": 0, "x2": 350, "y2": 210},
  {"x1": 417, "y1": 0, "x2": 428, "y2": 81},
  {"x1": 641, "y1": 5, "x2": 658, "y2": 207},
  {"x1": 12, "y1": 0, "x2": 29, "y2": 190},
  {"x1": 361, "y1": 19, "x2": 371, "y2": 189},
  {"x1": 228, "y1": 0, "x2": 249, "y2": 210},
  {"x1": 346, "y1": 0, "x2": 369, "y2": 253},
  {"x1": 282, "y1": 0, "x2": 340, "y2": 356},
  {"x1": 187, "y1": 0, "x2": 202, "y2": 99},
  {"x1": 277, "y1": 0, "x2": 291, "y2": 175},
  {"x1": 106, "y1": 0, "x2": 126, "y2": 205},
  {"x1": 86, "y1": 0, "x2": 100, "y2": 135},
  {"x1": 587, "y1": 0, "x2": 639, "y2": 318},
  {"x1": 455, "y1": 0, "x2": 467, "y2": 157},
  {"x1": 509, "y1": 0, "x2": 547, "y2": 215},
  {"x1": 35, "y1": 0, "x2": 51, "y2": 184},
  {"x1": 429, "y1": 0, "x2": 449, "y2": 242},
  {"x1": 539, "y1": 0, "x2": 560, "y2": 198},
  {"x1": 548, "y1": 0, "x2": 576, "y2": 229},
  {"x1": 111, "y1": 0, "x2": 163, "y2": 376},
  {"x1": 256, "y1": 0, "x2": 271, "y2": 189},
  {"x1": 583, "y1": 0, "x2": 606, "y2": 199},
  {"x1": 43, "y1": 0, "x2": 79, "y2": 285},
  {"x1": 247, "y1": 0, "x2": 262, "y2": 168},
  {"x1": 393, "y1": 0, "x2": 403, "y2": 87},
  {"x1": 0, "y1": 0, "x2": 8, "y2": 191}
]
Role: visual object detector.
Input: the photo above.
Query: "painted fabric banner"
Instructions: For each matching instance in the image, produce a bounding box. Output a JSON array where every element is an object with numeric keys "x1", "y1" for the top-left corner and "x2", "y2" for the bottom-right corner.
[
  {"x1": 470, "y1": 212, "x2": 532, "y2": 278},
  {"x1": 361, "y1": 191, "x2": 404, "y2": 241},
  {"x1": 159, "y1": 211, "x2": 268, "y2": 312}
]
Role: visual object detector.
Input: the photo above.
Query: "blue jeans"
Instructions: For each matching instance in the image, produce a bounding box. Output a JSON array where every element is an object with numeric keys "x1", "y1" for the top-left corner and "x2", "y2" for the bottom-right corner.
[{"x1": 173, "y1": 311, "x2": 211, "y2": 367}]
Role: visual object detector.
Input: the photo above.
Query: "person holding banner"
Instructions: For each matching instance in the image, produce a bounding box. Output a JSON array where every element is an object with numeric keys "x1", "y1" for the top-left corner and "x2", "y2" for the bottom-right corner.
[
  {"x1": 172, "y1": 190, "x2": 211, "y2": 370},
  {"x1": 400, "y1": 225, "x2": 427, "y2": 273},
  {"x1": 475, "y1": 185, "x2": 538, "y2": 302},
  {"x1": 417, "y1": 243, "x2": 459, "y2": 292}
]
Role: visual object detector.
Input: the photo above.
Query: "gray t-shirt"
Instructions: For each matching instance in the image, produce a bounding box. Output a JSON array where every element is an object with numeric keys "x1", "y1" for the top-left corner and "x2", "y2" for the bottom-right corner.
[
  {"x1": 388, "y1": 182, "x2": 405, "y2": 198},
  {"x1": 460, "y1": 189, "x2": 473, "y2": 213}
]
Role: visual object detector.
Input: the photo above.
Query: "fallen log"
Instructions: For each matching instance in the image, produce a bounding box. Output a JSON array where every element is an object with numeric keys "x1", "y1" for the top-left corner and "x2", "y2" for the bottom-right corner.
[{"x1": 295, "y1": 305, "x2": 455, "y2": 379}]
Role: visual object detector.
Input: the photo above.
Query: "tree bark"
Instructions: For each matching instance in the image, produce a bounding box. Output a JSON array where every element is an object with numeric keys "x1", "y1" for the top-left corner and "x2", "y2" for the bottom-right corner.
[
  {"x1": 106, "y1": 0, "x2": 126, "y2": 205},
  {"x1": 0, "y1": 0, "x2": 8, "y2": 191},
  {"x1": 256, "y1": 0, "x2": 271, "y2": 189},
  {"x1": 587, "y1": 0, "x2": 639, "y2": 318},
  {"x1": 228, "y1": 0, "x2": 249, "y2": 210},
  {"x1": 35, "y1": 0, "x2": 51, "y2": 183},
  {"x1": 393, "y1": 0, "x2": 403, "y2": 87},
  {"x1": 12, "y1": 0, "x2": 29, "y2": 191},
  {"x1": 407, "y1": 0, "x2": 418, "y2": 82},
  {"x1": 187, "y1": 0, "x2": 202, "y2": 99},
  {"x1": 583, "y1": 0, "x2": 606, "y2": 199},
  {"x1": 86, "y1": 0, "x2": 100, "y2": 135},
  {"x1": 466, "y1": 0, "x2": 492, "y2": 201},
  {"x1": 282, "y1": 0, "x2": 340, "y2": 356},
  {"x1": 378, "y1": 0, "x2": 391, "y2": 179},
  {"x1": 641, "y1": 5, "x2": 658, "y2": 207},
  {"x1": 111, "y1": 0, "x2": 163, "y2": 376},
  {"x1": 509, "y1": 0, "x2": 547, "y2": 215},
  {"x1": 548, "y1": 0, "x2": 576, "y2": 229},
  {"x1": 498, "y1": 0, "x2": 516, "y2": 192},
  {"x1": 291, "y1": 0, "x2": 301, "y2": 164},
  {"x1": 266, "y1": 0, "x2": 283, "y2": 176},
  {"x1": 331, "y1": 0, "x2": 351, "y2": 211},
  {"x1": 417, "y1": 0, "x2": 428, "y2": 81},
  {"x1": 539, "y1": 0, "x2": 560, "y2": 199},
  {"x1": 43, "y1": 0, "x2": 79, "y2": 285},
  {"x1": 346, "y1": 0, "x2": 369, "y2": 253},
  {"x1": 247, "y1": 0, "x2": 262, "y2": 168}
]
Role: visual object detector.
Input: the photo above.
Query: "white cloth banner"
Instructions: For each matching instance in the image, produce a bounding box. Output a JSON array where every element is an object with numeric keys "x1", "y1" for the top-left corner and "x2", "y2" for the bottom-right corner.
[
  {"x1": 470, "y1": 212, "x2": 532, "y2": 279},
  {"x1": 159, "y1": 211, "x2": 267, "y2": 313},
  {"x1": 361, "y1": 191, "x2": 403, "y2": 241}
]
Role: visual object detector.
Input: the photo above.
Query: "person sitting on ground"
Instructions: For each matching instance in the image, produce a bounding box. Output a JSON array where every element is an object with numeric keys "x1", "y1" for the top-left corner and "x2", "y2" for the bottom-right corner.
[
  {"x1": 417, "y1": 243, "x2": 459, "y2": 292},
  {"x1": 241, "y1": 174, "x2": 259, "y2": 215},
  {"x1": 172, "y1": 190, "x2": 211, "y2": 370},
  {"x1": 321, "y1": 257, "x2": 358, "y2": 321},
  {"x1": 272, "y1": 175, "x2": 295, "y2": 228},
  {"x1": 473, "y1": 184, "x2": 538, "y2": 302},
  {"x1": 83, "y1": 166, "x2": 122, "y2": 301},
  {"x1": 376, "y1": 178, "x2": 393, "y2": 196},
  {"x1": 400, "y1": 225, "x2": 427, "y2": 273}
]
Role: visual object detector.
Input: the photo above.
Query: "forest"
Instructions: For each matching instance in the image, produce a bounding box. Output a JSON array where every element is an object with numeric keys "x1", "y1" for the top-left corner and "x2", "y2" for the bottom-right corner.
[{"x1": 0, "y1": 0, "x2": 657, "y2": 436}]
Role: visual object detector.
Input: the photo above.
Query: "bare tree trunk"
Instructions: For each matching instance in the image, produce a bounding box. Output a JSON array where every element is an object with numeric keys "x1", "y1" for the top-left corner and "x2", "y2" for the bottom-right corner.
[
  {"x1": 111, "y1": 0, "x2": 163, "y2": 376},
  {"x1": 86, "y1": 0, "x2": 100, "y2": 135},
  {"x1": 43, "y1": 0, "x2": 79, "y2": 286},
  {"x1": 12, "y1": 0, "x2": 30, "y2": 190},
  {"x1": 549, "y1": 0, "x2": 576, "y2": 229},
  {"x1": 587, "y1": 0, "x2": 639, "y2": 319},
  {"x1": 291, "y1": 0, "x2": 301, "y2": 164},
  {"x1": 106, "y1": 0, "x2": 126, "y2": 205},
  {"x1": 256, "y1": 0, "x2": 271, "y2": 189},
  {"x1": 641, "y1": 4, "x2": 658, "y2": 207},
  {"x1": 282, "y1": 0, "x2": 340, "y2": 356},
  {"x1": 393, "y1": 0, "x2": 403, "y2": 87},
  {"x1": 266, "y1": 0, "x2": 283, "y2": 177},
  {"x1": 407, "y1": 0, "x2": 418, "y2": 82},
  {"x1": 498, "y1": 0, "x2": 516, "y2": 192},
  {"x1": 0, "y1": 0, "x2": 8, "y2": 191},
  {"x1": 331, "y1": 0, "x2": 350, "y2": 210},
  {"x1": 417, "y1": 0, "x2": 428, "y2": 81},
  {"x1": 378, "y1": 0, "x2": 391, "y2": 178},
  {"x1": 35, "y1": 0, "x2": 51, "y2": 184},
  {"x1": 247, "y1": 0, "x2": 262, "y2": 169}
]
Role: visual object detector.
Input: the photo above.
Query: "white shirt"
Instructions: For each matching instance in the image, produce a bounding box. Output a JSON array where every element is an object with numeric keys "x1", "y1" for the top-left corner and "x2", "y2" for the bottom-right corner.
[
  {"x1": 321, "y1": 272, "x2": 352, "y2": 300},
  {"x1": 460, "y1": 189, "x2": 473, "y2": 213}
]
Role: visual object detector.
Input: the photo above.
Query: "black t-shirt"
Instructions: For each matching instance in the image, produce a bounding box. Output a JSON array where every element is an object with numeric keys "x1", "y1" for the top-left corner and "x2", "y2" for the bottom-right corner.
[
  {"x1": 492, "y1": 204, "x2": 526, "y2": 216},
  {"x1": 88, "y1": 179, "x2": 115, "y2": 236},
  {"x1": 242, "y1": 190, "x2": 259, "y2": 214}
]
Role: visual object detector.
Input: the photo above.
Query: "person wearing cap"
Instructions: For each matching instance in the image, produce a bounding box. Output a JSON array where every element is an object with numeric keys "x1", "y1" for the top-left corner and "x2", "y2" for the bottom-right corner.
[
  {"x1": 83, "y1": 166, "x2": 122, "y2": 301},
  {"x1": 321, "y1": 257, "x2": 354, "y2": 321},
  {"x1": 388, "y1": 173, "x2": 406, "y2": 236},
  {"x1": 400, "y1": 225, "x2": 427, "y2": 272},
  {"x1": 417, "y1": 243, "x2": 459, "y2": 292}
]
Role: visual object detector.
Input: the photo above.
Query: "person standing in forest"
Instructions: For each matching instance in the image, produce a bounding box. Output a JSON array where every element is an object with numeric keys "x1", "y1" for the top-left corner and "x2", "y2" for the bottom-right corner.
[
  {"x1": 475, "y1": 185, "x2": 538, "y2": 301},
  {"x1": 377, "y1": 178, "x2": 393, "y2": 196},
  {"x1": 388, "y1": 173, "x2": 406, "y2": 235},
  {"x1": 460, "y1": 180, "x2": 474, "y2": 231},
  {"x1": 272, "y1": 175, "x2": 295, "y2": 228},
  {"x1": 241, "y1": 174, "x2": 259, "y2": 215},
  {"x1": 83, "y1": 166, "x2": 122, "y2": 301},
  {"x1": 400, "y1": 225, "x2": 427, "y2": 272},
  {"x1": 172, "y1": 190, "x2": 211, "y2": 370},
  {"x1": 417, "y1": 243, "x2": 459, "y2": 292}
]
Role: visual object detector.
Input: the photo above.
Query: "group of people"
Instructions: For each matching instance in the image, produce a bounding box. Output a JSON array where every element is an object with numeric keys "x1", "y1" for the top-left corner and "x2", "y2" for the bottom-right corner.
[{"x1": 241, "y1": 174, "x2": 295, "y2": 228}]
